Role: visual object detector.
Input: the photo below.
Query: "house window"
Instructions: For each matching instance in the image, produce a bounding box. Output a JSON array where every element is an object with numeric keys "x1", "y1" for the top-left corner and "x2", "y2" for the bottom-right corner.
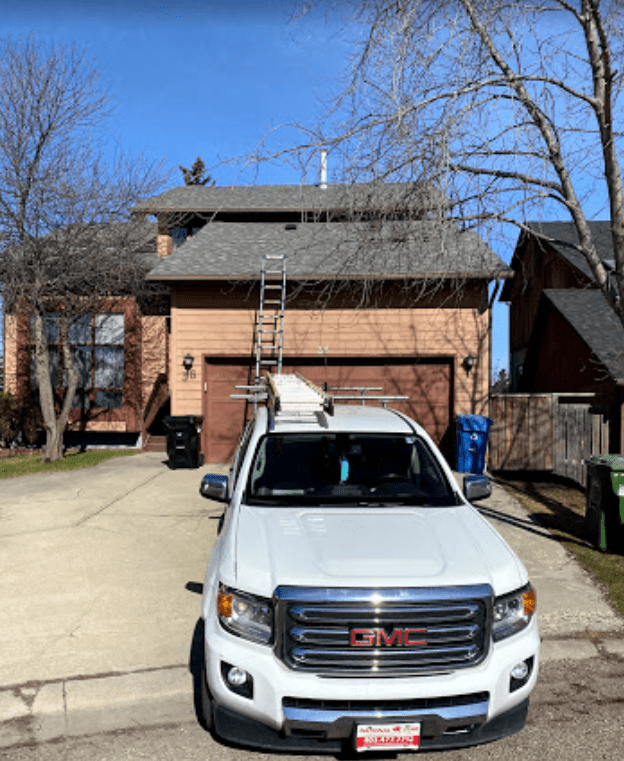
[
  {"x1": 30, "y1": 313, "x2": 125, "y2": 408},
  {"x1": 171, "y1": 227, "x2": 187, "y2": 248},
  {"x1": 171, "y1": 226, "x2": 202, "y2": 248}
]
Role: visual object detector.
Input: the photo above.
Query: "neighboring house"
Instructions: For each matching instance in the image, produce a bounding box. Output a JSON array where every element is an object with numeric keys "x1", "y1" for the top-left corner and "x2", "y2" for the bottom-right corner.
[
  {"x1": 135, "y1": 183, "x2": 511, "y2": 464},
  {"x1": 2, "y1": 223, "x2": 169, "y2": 447},
  {"x1": 500, "y1": 221, "x2": 624, "y2": 453}
]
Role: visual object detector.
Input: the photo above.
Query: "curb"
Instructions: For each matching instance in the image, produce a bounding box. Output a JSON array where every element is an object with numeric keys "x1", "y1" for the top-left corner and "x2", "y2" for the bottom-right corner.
[
  {"x1": 2, "y1": 637, "x2": 624, "y2": 750},
  {"x1": 0, "y1": 666, "x2": 195, "y2": 749}
]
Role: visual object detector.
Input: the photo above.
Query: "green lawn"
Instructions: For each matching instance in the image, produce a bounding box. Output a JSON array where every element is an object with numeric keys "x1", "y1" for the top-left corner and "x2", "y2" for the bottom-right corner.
[
  {"x1": 0, "y1": 449, "x2": 140, "y2": 479},
  {"x1": 498, "y1": 477, "x2": 624, "y2": 620}
]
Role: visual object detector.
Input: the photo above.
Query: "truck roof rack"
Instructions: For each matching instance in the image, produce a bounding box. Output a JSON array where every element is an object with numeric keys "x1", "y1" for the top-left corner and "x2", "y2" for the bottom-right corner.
[
  {"x1": 232, "y1": 373, "x2": 333, "y2": 428},
  {"x1": 233, "y1": 373, "x2": 411, "y2": 430}
]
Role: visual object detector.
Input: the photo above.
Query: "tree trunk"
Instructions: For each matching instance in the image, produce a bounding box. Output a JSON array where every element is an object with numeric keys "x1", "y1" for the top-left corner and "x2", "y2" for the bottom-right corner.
[
  {"x1": 33, "y1": 312, "x2": 80, "y2": 462},
  {"x1": 33, "y1": 313, "x2": 62, "y2": 461}
]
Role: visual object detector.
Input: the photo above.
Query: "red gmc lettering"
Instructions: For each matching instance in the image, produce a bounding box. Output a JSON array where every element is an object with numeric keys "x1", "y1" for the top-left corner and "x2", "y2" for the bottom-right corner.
[
  {"x1": 351, "y1": 629, "x2": 375, "y2": 646},
  {"x1": 404, "y1": 629, "x2": 427, "y2": 646},
  {"x1": 350, "y1": 628, "x2": 427, "y2": 647},
  {"x1": 376, "y1": 628, "x2": 402, "y2": 646}
]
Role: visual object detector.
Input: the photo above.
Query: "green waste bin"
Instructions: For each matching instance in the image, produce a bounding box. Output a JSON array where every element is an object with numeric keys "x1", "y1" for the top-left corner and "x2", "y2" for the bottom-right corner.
[{"x1": 585, "y1": 455, "x2": 624, "y2": 552}]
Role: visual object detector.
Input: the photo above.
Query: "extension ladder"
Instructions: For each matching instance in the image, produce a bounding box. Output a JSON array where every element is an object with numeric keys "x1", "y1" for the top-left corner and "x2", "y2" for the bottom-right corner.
[{"x1": 254, "y1": 254, "x2": 286, "y2": 387}]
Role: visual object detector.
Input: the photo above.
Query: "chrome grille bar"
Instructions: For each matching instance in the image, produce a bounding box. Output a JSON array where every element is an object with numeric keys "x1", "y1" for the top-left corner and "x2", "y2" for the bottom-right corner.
[{"x1": 274, "y1": 585, "x2": 492, "y2": 676}]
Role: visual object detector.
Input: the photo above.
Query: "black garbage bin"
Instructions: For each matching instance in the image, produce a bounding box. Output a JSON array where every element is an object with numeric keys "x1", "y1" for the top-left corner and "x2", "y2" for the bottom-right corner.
[
  {"x1": 164, "y1": 415, "x2": 203, "y2": 469},
  {"x1": 585, "y1": 455, "x2": 624, "y2": 552},
  {"x1": 456, "y1": 414, "x2": 493, "y2": 474}
]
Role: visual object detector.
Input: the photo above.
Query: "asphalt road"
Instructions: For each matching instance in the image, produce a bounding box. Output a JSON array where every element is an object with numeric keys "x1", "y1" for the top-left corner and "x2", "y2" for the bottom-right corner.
[{"x1": 3, "y1": 657, "x2": 624, "y2": 761}]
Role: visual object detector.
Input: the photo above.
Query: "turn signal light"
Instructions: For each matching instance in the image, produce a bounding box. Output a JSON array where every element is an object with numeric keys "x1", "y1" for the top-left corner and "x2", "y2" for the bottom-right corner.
[
  {"x1": 218, "y1": 590, "x2": 233, "y2": 618},
  {"x1": 523, "y1": 588, "x2": 536, "y2": 616}
]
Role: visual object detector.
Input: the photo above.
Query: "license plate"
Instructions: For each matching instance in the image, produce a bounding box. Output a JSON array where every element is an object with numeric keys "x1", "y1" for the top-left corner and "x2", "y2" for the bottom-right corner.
[{"x1": 355, "y1": 723, "x2": 421, "y2": 752}]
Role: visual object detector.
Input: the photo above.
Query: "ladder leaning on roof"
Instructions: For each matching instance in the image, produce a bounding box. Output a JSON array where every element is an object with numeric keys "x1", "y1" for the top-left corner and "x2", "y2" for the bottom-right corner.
[{"x1": 254, "y1": 254, "x2": 286, "y2": 387}]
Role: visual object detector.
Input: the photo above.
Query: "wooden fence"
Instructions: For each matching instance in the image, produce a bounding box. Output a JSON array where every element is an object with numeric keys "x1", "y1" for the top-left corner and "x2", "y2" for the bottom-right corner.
[{"x1": 489, "y1": 393, "x2": 610, "y2": 487}]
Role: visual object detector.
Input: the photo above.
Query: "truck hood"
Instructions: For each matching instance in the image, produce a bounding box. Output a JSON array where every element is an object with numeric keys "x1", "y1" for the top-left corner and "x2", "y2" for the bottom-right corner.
[{"x1": 231, "y1": 504, "x2": 526, "y2": 597}]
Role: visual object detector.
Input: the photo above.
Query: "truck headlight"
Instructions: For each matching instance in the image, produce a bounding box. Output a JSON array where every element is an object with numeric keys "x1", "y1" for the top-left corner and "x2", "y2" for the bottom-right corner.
[
  {"x1": 217, "y1": 584, "x2": 273, "y2": 644},
  {"x1": 492, "y1": 583, "x2": 536, "y2": 642}
]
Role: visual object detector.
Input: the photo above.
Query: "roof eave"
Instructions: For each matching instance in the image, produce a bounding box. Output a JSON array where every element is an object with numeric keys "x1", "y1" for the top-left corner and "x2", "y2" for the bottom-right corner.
[{"x1": 146, "y1": 269, "x2": 512, "y2": 282}]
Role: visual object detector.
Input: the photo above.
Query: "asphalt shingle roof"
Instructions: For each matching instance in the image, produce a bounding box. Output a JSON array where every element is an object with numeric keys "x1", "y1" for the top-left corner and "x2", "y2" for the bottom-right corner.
[
  {"x1": 543, "y1": 288, "x2": 624, "y2": 383},
  {"x1": 147, "y1": 220, "x2": 510, "y2": 281},
  {"x1": 134, "y1": 183, "x2": 446, "y2": 215}
]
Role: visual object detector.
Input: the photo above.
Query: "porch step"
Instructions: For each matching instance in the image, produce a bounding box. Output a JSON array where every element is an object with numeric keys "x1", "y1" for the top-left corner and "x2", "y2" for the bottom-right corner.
[{"x1": 143, "y1": 435, "x2": 166, "y2": 453}]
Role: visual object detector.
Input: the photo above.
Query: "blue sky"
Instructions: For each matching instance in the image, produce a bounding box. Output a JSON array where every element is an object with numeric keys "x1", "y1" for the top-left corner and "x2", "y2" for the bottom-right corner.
[{"x1": 0, "y1": 0, "x2": 510, "y2": 373}]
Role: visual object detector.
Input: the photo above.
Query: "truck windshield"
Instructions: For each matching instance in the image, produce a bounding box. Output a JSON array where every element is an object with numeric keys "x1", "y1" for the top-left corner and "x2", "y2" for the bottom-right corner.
[{"x1": 246, "y1": 432, "x2": 458, "y2": 507}]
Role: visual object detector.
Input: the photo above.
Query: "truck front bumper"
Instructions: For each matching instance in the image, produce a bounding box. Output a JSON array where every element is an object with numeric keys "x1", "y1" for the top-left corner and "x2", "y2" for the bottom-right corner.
[
  {"x1": 204, "y1": 613, "x2": 539, "y2": 752},
  {"x1": 212, "y1": 697, "x2": 529, "y2": 753}
]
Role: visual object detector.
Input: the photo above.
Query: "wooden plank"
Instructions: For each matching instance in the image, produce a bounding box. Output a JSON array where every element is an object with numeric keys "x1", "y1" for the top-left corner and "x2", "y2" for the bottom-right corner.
[{"x1": 531, "y1": 395, "x2": 553, "y2": 470}]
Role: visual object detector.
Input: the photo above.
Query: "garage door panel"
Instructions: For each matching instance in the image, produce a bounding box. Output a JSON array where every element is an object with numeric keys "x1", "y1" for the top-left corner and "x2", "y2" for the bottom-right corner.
[
  {"x1": 204, "y1": 358, "x2": 451, "y2": 464},
  {"x1": 204, "y1": 363, "x2": 251, "y2": 463}
]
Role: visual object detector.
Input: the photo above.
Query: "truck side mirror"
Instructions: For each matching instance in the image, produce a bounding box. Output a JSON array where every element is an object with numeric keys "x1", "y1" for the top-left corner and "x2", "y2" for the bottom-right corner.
[
  {"x1": 200, "y1": 473, "x2": 229, "y2": 502},
  {"x1": 463, "y1": 474, "x2": 492, "y2": 503}
]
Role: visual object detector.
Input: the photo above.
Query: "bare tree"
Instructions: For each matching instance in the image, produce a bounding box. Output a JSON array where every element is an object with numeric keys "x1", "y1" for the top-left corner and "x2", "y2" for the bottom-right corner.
[
  {"x1": 284, "y1": 0, "x2": 624, "y2": 322},
  {"x1": 0, "y1": 35, "x2": 166, "y2": 461}
]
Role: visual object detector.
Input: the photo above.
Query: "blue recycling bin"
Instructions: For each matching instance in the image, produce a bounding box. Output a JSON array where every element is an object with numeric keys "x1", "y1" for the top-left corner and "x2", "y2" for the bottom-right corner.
[{"x1": 456, "y1": 414, "x2": 493, "y2": 474}]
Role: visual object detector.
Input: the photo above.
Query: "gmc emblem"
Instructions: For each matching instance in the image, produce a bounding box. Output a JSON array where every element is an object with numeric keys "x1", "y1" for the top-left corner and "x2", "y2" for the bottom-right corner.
[{"x1": 350, "y1": 628, "x2": 427, "y2": 647}]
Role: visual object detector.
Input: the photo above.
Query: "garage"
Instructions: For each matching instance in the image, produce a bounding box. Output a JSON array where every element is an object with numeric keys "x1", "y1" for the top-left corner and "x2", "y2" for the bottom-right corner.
[{"x1": 202, "y1": 357, "x2": 453, "y2": 464}]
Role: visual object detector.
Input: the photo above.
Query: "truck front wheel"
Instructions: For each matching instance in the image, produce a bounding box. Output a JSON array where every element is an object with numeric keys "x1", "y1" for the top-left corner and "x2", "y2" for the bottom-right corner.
[{"x1": 200, "y1": 652, "x2": 214, "y2": 731}]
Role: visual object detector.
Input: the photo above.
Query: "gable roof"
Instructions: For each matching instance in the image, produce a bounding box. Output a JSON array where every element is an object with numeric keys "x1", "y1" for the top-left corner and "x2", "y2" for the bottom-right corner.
[
  {"x1": 543, "y1": 288, "x2": 624, "y2": 384},
  {"x1": 502, "y1": 221, "x2": 615, "y2": 302},
  {"x1": 147, "y1": 220, "x2": 511, "y2": 281},
  {"x1": 525, "y1": 221, "x2": 615, "y2": 281},
  {"x1": 134, "y1": 183, "x2": 446, "y2": 216}
]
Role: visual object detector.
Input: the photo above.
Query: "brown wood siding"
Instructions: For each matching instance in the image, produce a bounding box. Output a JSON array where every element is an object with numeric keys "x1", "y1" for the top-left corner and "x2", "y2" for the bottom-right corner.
[
  {"x1": 523, "y1": 305, "x2": 617, "y2": 398},
  {"x1": 508, "y1": 237, "x2": 592, "y2": 352},
  {"x1": 140, "y1": 315, "x2": 168, "y2": 415},
  {"x1": 169, "y1": 283, "x2": 490, "y2": 462}
]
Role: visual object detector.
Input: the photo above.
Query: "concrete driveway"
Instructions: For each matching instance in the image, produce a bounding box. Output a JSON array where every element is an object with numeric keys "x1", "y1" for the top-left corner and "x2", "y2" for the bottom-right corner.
[
  {"x1": 0, "y1": 453, "x2": 622, "y2": 748},
  {"x1": 0, "y1": 453, "x2": 226, "y2": 687}
]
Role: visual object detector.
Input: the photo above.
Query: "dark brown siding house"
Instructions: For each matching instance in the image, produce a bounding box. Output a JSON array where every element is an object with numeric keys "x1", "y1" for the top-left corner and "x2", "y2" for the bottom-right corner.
[
  {"x1": 135, "y1": 182, "x2": 511, "y2": 464},
  {"x1": 501, "y1": 221, "x2": 624, "y2": 453}
]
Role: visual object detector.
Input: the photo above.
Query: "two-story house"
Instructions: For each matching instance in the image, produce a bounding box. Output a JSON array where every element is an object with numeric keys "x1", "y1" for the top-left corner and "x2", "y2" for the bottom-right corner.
[{"x1": 136, "y1": 183, "x2": 511, "y2": 464}]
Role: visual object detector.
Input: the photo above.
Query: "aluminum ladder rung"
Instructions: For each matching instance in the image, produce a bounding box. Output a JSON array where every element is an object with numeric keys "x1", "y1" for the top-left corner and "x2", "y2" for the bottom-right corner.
[{"x1": 252, "y1": 254, "x2": 286, "y2": 394}]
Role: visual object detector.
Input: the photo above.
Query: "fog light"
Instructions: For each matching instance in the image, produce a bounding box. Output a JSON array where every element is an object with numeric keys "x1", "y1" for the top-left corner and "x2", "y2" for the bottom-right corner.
[
  {"x1": 511, "y1": 662, "x2": 528, "y2": 680},
  {"x1": 227, "y1": 667, "x2": 248, "y2": 686},
  {"x1": 510, "y1": 656, "x2": 534, "y2": 693},
  {"x1": 221, "y1": 661, "x2": 254, "y2": 699}
]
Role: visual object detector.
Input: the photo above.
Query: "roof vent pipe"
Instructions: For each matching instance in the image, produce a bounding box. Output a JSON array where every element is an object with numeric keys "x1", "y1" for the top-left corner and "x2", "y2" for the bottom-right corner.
[{"x1": 320, "y1": 148, "x2": 328, "y2": 189}]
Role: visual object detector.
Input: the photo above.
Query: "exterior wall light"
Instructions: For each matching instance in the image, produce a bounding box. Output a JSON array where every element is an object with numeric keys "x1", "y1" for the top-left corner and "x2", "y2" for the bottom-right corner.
[
  {"x1": 462, "y1": 354, "x2": 477, "y2": 373},
  {"x1": 183, "y1": 353, "x2": 194, "y2": 376}
]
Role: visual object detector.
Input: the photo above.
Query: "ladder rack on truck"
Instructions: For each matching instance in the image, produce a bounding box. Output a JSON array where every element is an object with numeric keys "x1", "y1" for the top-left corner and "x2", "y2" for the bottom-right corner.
[
  {"x1": 233, "y1": 373, "x2": 411, "y2": 429},
  {"x1": 233, "y1": 373, "x2": 333, "y2": 428}
]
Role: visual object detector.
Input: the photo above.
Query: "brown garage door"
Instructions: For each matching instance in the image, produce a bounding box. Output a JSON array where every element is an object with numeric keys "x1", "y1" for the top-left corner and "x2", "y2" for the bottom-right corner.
[{"x1": 203, "y1": 357, "x2": 452, "y2": 464}]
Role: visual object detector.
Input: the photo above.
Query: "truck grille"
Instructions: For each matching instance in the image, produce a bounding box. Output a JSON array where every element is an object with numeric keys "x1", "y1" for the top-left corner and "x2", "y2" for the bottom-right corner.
[{"x1": 274, "y1": 585, "x2": 492, "y2": 676}]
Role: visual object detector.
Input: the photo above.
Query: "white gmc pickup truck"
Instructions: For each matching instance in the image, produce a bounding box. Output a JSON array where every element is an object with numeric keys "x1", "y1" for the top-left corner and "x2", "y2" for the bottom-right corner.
[{"x1": 199, "y1": 377, "x2": 539, "y2": 754}]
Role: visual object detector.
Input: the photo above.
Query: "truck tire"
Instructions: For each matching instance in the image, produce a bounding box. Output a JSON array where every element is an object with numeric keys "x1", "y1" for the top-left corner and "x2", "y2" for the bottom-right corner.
[{"x1": 200, "y1": 652, "x2": 214, "y2": 731}]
